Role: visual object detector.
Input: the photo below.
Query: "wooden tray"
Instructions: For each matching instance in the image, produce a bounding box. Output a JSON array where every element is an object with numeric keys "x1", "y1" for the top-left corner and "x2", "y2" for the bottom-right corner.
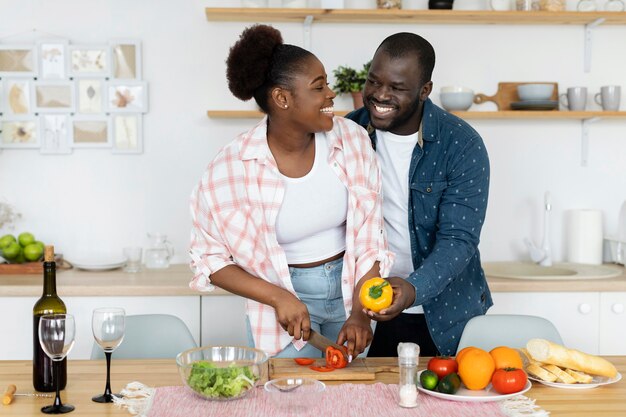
[
  {"x1": 0, "y1": 258, "x2": 71, "y2": 275},
  {"x1": 269, "y1": 358, "x2": 399, "y2": 381},
  {"x1": 474, "y1": 82, "x2": 559, "y2": 110}
]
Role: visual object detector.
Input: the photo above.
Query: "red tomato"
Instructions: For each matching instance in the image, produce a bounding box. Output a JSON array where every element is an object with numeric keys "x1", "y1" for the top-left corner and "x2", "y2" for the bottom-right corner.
[
  {"x1": 325, "y1": 346, "x2": 348, "y2": 369},
  {"x1": 293, "y1": 358, "x2": 315, "y2": 366},
  {"x1": 427, "y1": 356, "x2": 458, "y2": 379},
  {"x1": 309, "y1": 365, "x2": 335, "y2": 372},
  {"x1": 491, "y1": 368, "x2": 528, "y2": 394}
]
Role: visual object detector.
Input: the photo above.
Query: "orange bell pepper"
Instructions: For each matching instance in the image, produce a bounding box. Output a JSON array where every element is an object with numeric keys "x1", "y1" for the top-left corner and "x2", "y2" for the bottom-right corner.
[{"x1": 359, "y1": 277, "x2": 393, "y2": 313}]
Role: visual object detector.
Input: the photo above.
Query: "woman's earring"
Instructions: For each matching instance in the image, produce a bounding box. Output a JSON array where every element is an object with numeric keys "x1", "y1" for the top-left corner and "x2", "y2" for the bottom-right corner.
[{"x1": 284, "y1": 104, "x2": 288, "y2": 109}]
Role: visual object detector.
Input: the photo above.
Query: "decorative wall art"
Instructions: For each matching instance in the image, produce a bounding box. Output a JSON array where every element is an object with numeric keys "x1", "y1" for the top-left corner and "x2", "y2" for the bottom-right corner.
[{"x1": 0, "y1": 39, "x2": 146, "y2": 154}]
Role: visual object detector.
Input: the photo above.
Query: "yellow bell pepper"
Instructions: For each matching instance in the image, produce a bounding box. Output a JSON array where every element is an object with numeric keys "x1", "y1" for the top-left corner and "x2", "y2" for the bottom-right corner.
[{"x1": 359, "y1": 277, "x2": 393, "y2": 313}]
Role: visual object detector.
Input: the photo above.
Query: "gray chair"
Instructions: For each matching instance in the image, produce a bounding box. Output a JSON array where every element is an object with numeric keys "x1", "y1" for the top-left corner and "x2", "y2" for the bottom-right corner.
[
  {"x1": 90, "y1": 314, "x2": 197, "y2": 359},
  {"x1": 456, "y1": 314, "x2": 563, "y2": 354}
]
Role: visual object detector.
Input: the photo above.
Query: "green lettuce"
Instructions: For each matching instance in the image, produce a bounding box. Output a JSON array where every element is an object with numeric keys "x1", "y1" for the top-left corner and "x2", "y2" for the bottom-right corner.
[{"x1": 187, "y1": 361, "x2": 257, "y2": 398}]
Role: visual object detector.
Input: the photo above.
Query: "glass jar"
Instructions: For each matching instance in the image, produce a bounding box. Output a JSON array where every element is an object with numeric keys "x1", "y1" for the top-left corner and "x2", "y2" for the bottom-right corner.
[
  {"x1": 577, "y1": 0, "x2": 597, "y2": 11},
  {"x1": 516, "y1": 0, "x2": 540, "y2": 10},
  {"x1": 397, "y1": 343, "x2": 419, "y2": 408}
]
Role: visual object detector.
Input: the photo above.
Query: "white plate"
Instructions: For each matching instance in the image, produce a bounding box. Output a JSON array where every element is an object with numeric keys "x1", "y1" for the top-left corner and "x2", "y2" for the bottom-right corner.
[
  {"x1": 416, "y1": 370, "x2": 531, "y2": 402},
  {"x1": 70, "y1": 257, "x2": 125, "y2": 271},
  {"x1": 528, "y1": 372, "x2": 621, "y2": 389}
]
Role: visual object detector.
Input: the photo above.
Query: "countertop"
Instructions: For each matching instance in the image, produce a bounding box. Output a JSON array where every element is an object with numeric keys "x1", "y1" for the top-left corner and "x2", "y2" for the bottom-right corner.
[
  {"x1": 1, "y1": 357, "x2": 625, "y2": 417},
  {"x1": 0, "y1": 263, "x2": 624, "y2": 297}
]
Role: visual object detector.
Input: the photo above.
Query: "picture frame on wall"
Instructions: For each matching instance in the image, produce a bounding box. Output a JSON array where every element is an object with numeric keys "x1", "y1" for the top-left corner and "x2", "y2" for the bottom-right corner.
[
  {"x1": 37, "y1": 39, "x2": 69, "y2": 80},
  {"x1": 0, "y1": 45, "x2": 38, "y2": 78},
  {"x1": 70, "y1": 116, "x2": 111, "y2": 148},
  {"x1": 76, "y1": 79, "x2": 104, "y2": 114},
  {"x1": 2, "y1": 79, "x2": 33, "y2": 116},
  {"x1": 111, "y1": 114, "x2": 142, "y2": 154},
  {"x1": 68, "y1": 44, "x2": 110, "y2": 78},
  {"x1": 39, "y1": 114, "x2": 71, "y2": 154},
  {"x1": 110, "y1": 39, "x2": 141, "y2": 80},
  {"x1": 106, "y1": 81, "x2": 148, "y2": 113},
  {"x1": 0, "y1": 117, "x2": 40, "y2": 149},
  {"x1": 33, "y1": 81, "x2": 75, "y2": 113}
]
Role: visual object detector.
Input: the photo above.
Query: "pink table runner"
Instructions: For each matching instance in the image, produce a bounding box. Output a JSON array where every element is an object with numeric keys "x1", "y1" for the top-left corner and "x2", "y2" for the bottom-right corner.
[{"x1": 146, "y1": 383, "x2": 520, "y2": 417}]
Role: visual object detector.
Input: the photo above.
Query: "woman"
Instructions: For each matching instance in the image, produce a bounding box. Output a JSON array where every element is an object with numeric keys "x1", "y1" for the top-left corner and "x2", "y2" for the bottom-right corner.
[{"x1": 189, "y1": 25, "x2": 393, "y2": 358}]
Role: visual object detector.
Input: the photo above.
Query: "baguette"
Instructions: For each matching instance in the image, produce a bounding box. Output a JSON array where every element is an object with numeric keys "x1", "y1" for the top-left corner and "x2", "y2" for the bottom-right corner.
[
  {"x1": 526, "y1": 338, "x2": 618, "y2": 378},
  {"x1": 543, "y1": 364, "x2": 576, "y2": 384},
  {"x1": 526, "y1": 363, "x2": 558, "y2": 382},
  {"x1": 565, "y1": 368, "x2": 593, "y2": 384}
]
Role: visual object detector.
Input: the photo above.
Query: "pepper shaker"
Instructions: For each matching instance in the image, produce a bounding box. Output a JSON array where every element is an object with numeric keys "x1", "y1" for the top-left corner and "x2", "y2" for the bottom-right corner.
[{"x1": 397, "y1": 342, "x2": 420, "y2": 408}]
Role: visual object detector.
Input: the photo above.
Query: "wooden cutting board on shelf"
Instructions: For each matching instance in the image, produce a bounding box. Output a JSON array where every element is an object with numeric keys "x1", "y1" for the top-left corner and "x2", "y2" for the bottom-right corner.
[
  {"x1": 474, "y1": 82, "x2": 559, "y2": 110},
  {"x1": 269, "y1": 358, "x2": 399, "y2": 381}
]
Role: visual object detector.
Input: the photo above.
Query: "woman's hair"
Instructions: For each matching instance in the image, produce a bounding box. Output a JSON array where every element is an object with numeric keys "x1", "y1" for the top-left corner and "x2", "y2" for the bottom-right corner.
[{"x1": 226, "y1": 24, "x2": 314, "y2": 113}]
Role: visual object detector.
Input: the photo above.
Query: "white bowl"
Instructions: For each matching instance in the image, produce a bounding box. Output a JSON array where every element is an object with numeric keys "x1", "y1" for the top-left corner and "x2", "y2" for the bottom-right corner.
[
  {"x1": 440, "y1": 86, "x2": 474, "y2": 94},
  {"x1": 440, "y1": 89, "x2": 475, "y2": 111},
  {"x1": 517, "y1": 84, "x2": 554, "y2": 101}
]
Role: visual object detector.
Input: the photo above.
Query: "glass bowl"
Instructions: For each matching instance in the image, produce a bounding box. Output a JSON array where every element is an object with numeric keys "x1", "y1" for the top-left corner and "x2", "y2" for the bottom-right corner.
[
  {"x1": 176, "y1": 345, "x2": 268, "y2": 401},
  {"x1": 264, "y1": 377, "x2": 326, "y2": 411}
]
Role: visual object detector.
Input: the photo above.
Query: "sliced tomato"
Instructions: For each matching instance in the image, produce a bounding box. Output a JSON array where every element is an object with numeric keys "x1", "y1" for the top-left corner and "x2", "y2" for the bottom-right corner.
[
  {"x1": 309, "y1": 365, "x2": 335, "y2": 372},
  {"x1": 294, "y1": 358, "x2": 315, "y2": 366},
  {"x1": 325, "y1": 346, "x2": 348, "y2": 369}
]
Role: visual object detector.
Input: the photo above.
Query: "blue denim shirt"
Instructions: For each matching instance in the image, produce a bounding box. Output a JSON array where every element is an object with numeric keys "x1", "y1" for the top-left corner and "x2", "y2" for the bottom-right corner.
[{"x1": 347, "y1": 99, "x2": 493, "y2": 355}]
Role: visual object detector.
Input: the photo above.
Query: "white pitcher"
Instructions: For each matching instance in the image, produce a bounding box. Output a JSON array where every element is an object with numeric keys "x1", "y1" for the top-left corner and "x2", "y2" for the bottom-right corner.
[{"x1": 144, "y1": 233, "x2": 174, "y2": 269}]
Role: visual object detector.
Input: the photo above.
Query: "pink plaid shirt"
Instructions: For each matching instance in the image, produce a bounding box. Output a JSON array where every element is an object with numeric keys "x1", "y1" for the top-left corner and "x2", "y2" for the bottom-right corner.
[{"x1": 189, "y1": 116, "x2": 393, "y2": 356}]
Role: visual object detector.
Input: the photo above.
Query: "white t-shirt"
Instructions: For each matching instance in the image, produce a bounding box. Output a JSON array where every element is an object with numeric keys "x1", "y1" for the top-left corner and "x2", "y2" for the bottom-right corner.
[{"x1": 376, "y1": 129, "x2": 423, "y2": 314}]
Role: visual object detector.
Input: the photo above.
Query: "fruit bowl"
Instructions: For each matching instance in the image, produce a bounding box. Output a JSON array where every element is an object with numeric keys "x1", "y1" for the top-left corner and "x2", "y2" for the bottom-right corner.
[{"x1": 176, "y1": 346, "x2": 268, "y2": 401}]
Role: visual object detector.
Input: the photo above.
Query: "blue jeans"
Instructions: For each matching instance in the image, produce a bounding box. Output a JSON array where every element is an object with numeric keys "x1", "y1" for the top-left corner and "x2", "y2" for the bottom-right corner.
[{"x1": 246, "y1": 257, "x2": 346, "y2": 358}]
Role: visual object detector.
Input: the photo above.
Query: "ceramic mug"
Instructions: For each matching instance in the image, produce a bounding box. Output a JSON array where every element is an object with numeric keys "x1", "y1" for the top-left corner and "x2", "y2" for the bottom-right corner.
[
  {"x1": 560, "y1": 87, "x2": 588, "y2": 111},
  {"x1": 594, "y1": 85, "x2": 621, "y2": 111},
  {"x1": 491, "y1": 0, "x2": 512, "y2": 10}
]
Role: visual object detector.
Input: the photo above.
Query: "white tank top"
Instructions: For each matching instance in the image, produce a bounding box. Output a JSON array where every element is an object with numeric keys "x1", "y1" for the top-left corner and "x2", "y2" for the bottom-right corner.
[{"x1": 275, "y1": 133, "x2": 348, "y2": 264}]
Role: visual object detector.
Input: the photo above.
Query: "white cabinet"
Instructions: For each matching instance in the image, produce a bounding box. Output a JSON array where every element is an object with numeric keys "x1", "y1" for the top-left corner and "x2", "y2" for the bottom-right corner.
[
  {"x1": 489, "y1": 292, "x2": 601, "y2": 354},
  {"x1": 599, "y1": 292, "x2": 626, "y2": 355},
  {"x1": 0, "y1": 296, "x2": 201, "y2": 360},
  {"x1": 201, "y1": 295, "x2": 247, "y2": 347}
]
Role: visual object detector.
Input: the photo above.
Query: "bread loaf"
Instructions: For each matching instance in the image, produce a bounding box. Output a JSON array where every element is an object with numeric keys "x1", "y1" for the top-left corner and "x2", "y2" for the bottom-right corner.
[
  {"x1": 526, "y1": 363, "x2": 557, "y2": 382},
  {"x1": 543, "y1": 364, "x2": 576, "y2": 384},
  {"x1": 526, "y1": 338, "x2": 618, "y2": 378}
]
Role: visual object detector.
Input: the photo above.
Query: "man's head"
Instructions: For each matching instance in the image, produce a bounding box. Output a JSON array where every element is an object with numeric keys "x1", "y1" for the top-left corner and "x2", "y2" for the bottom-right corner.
[{"x1": 363, "y1": 32, "x2": 435, "y2": 135}]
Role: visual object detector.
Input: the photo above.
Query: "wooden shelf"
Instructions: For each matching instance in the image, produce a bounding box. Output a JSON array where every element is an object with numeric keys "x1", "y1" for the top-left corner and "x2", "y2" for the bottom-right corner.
[
  {"x1": 207, "y1": 110, "x2": 626, "y2": 120},
  {"x1": 205, "y1": 8, "x2": 626, "y2": 25}
]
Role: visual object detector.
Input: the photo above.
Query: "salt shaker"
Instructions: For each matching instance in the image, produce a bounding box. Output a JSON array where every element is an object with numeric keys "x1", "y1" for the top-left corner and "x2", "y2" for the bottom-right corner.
[{"x1": 397, "y1": 342, "x2": 420, "y2": 408}]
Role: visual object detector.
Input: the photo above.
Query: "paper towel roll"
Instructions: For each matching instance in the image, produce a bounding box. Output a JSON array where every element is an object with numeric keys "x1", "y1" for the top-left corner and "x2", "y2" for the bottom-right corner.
[{"x1": 566, "y1": 209, "x2": 603, "y2": 265}]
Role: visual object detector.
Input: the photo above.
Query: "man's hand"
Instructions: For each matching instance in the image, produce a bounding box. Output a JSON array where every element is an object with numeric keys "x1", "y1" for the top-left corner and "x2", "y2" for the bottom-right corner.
[
  {"x1": 337, "y1": 310, "x2": 373, "y2": 358},
  {"x1": 363, "y1": 277, "x2": 416, "y2": 321},
  {"x1": 272, "y1": 292, "x2": 312, "y2": 341}
]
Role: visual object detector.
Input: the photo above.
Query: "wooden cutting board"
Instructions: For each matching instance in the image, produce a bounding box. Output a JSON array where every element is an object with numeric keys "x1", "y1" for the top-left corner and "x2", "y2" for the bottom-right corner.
[
  {"x1": 474, "y1": 82, "x2": 559, "y2": 110},
  {"x1": 269, "y1": 358, "x2": 399, "y2": 381}
]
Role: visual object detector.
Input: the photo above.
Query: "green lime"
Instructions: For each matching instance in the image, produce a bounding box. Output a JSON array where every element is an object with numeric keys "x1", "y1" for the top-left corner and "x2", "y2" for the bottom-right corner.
[
  {"x1": 420, "y1": 369, "x2": 439, "y2": 391},
  {"x1": 14, "y1": 250, "x2": 25, "y2": 264},
  {"x1": 0, "y1": 234, "x2": 16, "y2": 249},
  {"x1": 18, "y1": 232, "x2": 35, "y2": 247},
  {"x1": 24, "y1": 243, "x2": 44, "y2": 262},
  {"x1": 437, "y1": 372, "x2": 461, "y2": 395},
  {"x1": 2, "y1": 241, "x2": 21, "y2": 260}
]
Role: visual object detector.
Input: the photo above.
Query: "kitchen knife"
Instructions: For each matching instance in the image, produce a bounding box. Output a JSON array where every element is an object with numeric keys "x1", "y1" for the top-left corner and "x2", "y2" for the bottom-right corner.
[{"x1": 307, "y1": 329, "x2": 352, "y2": 363}]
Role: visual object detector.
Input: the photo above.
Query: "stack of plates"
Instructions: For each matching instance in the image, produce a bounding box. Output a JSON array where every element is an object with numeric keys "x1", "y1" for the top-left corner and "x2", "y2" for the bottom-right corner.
[
  {"x1": 69, "y1": 256, "x2": 125, "y2": 271},
  {"x1": 511, "y1": 100, "x2": 559, "y2": 111}
]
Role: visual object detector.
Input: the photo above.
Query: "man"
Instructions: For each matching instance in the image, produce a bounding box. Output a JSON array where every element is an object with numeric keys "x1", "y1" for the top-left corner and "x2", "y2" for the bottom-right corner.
[{"x1": 346, "y1": 32, "x2": 492, "y2": 357}]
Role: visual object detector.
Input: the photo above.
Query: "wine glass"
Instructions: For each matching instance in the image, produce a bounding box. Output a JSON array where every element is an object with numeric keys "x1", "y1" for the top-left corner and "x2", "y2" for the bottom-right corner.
[
  {"x1": 38, "y1": 314, "x2": 76, "y2": 414},
  {"x1": 91, "y1": 308, "x2": 125, "y2": 403}
]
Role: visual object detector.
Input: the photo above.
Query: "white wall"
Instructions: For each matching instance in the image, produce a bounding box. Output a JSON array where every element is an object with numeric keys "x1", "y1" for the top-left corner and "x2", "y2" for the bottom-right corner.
[{"x1": 1, "y1": 0, "x2": 625, "y2": 265}]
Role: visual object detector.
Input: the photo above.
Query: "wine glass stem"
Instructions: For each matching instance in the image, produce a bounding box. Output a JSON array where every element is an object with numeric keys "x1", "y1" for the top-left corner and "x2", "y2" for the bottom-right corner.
[
  {"x1": 104, "y1": 351, "x2": 112, "y2": 396},
  {"x1": 53, "y1": 360, "x2": 63, "y2": 408}
]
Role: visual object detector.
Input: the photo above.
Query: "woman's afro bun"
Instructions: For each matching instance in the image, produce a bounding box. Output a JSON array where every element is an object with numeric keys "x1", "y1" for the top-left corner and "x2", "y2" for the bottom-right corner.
[{"x1": 226, "y1": 24, "x2": 283, "y2": 101}]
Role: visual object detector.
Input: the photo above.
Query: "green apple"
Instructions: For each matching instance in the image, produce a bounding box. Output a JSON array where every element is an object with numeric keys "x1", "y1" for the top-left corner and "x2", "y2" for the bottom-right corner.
[
  {"x1": 18, "y1": 232, "x2": 35, "y2": 247},
  {"x1": 2, "y1": 242, "x2": 21, "y2": 259},
  {"x1": 34, "y1": 241, "x2": 45, "y2": 251},
  {"x1": 24, "y1": 243, "x2": 44, "y2": 262},
  {"x1": 0, "y1": 234, "x2": 16, "y2": 249},
  {"x1": 13, "y1": 250, "x2": 25, "y2": 264}
]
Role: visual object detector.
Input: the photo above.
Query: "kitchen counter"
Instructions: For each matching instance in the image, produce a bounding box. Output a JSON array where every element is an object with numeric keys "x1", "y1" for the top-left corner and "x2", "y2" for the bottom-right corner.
[
  {"x1": 0, "y1": 264, "x2": 626, "y2": 297},
  {"x1": 0, "y1": 263, "x2": 625, "y2": 297},
  {"x1": 1, "y1": 357, "x2": 624, "y2": 416}
]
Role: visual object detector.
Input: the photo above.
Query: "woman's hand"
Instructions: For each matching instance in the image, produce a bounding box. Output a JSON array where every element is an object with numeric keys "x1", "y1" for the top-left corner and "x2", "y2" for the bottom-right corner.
[
  {"x1": 337, "y1": 310, "x2": 373, "y2": 358},
  {"x1": 363, "y1": 277, "x2": 416, "y2": 321},
  {"x1": 272, "y1": 292, "x2": 312, "y2": 341}
]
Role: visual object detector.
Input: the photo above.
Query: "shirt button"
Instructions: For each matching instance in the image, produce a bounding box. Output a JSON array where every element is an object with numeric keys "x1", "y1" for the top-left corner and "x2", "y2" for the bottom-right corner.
[{"x1": 426, "y1": 187, "x2": 432, "y2": 193}]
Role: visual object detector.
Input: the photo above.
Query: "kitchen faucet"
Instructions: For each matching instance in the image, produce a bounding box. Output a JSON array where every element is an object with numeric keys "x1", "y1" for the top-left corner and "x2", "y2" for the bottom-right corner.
[{"x1": 524, "y1": 191, "x2": 553, "y2": 267}]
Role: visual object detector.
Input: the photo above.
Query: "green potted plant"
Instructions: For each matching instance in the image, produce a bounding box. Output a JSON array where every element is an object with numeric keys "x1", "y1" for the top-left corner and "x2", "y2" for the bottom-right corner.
[{"x1": 332, "y1": 61, "x2": 371, "y2": 109}]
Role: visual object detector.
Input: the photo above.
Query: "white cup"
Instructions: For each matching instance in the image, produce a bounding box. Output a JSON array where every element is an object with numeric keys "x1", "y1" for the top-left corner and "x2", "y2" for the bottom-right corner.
[
  {"x1": 491, "y1": 0, "x2": 512, "y2": 10},
  {"x1": 560, "y1": 87, "x2": 587, "y2": 111},
  {"x1": 123, "y1": 247, "x2": 142, "y2": 273},
  {"x1": 594, "y1": 85, "x2": 621, "y2": 111}
]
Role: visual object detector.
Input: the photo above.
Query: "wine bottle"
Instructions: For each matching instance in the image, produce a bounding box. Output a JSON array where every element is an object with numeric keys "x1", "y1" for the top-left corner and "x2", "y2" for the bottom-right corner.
[{"x1": 33, "y1": 245, "x2": 67, "y2": 392}]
